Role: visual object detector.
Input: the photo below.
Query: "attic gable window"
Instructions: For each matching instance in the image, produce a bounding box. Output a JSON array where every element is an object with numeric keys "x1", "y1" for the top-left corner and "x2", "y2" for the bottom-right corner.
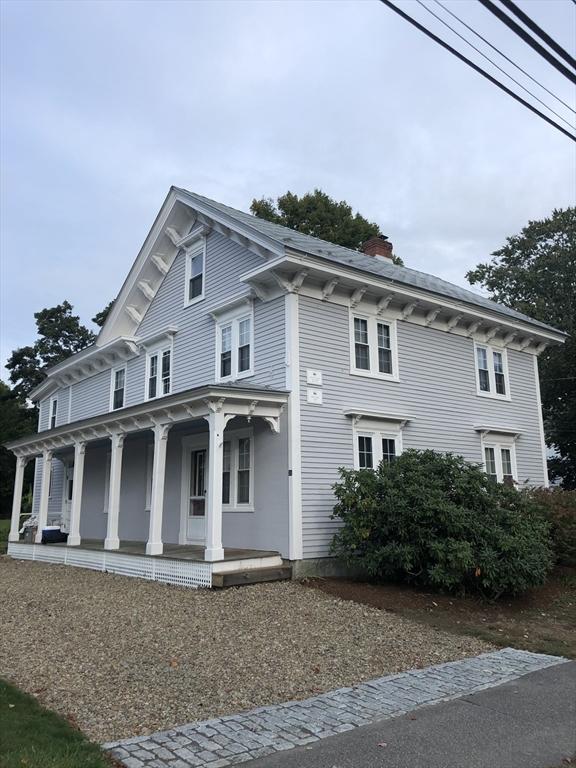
[
  {"x1": 474, "y1": 343, "x2": 510, "y2": 400},
  {"x1": 49, "y1": 397, "x2": 58, "y2": 429},
  {"x1": 184, "y1": 238, "x2": 206, "y2": 307}
]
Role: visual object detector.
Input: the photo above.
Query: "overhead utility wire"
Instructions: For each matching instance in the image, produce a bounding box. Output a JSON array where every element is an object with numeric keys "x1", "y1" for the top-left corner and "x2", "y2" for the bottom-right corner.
[
  {"x1": 415, "y1": 0, "x2": 575, "y2": 130},
  {"x1": 378, "y1": 0, "x2": 576, "y2": 142},
  {"x1": 497, "y1": 0, "x2": 576, "y2": 71},
  {"x1": 433, "y1": 0, "x2": 575, "y2": 114},
  {"x1": 477, "y1": 0, "x2": 576, "y2": 84}
]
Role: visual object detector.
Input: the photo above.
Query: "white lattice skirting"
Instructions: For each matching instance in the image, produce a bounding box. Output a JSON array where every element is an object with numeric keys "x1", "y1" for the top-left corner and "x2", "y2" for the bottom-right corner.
[{"x1": 7, "y1": 542, "x2": 212, "y2": 588}]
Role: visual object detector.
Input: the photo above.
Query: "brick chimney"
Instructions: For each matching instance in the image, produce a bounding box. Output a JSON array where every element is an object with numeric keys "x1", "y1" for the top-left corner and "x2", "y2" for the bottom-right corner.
[{"x1": 361, "y1": 235, "x2": 393, "y2": 260}]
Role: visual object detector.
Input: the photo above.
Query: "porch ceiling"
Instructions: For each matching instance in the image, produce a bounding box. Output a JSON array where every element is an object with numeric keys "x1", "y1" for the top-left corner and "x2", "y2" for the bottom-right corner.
[{"x1": 5, "y1": 384, "x2": 288, "y2": 457}]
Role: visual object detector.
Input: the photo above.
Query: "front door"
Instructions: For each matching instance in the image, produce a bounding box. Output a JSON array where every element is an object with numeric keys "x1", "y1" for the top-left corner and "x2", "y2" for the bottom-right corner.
[
  {"x1": 186, "y1": 448, "x2": 207, "y2": 543},
  {"x1": 61, "y1": 463, "x2": 74, "y2": 533}
]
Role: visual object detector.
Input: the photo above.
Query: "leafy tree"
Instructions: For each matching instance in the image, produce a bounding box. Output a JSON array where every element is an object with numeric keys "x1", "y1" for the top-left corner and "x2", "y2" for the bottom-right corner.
[
  {"x1": 6, "y1": 301, "x2": 96, "y2": 400},
  {"x1": 92, "y1": 300, "x2": 114, "y2": 327},
  {"x1": 467, "y1": 208, "x2": 576, "y2": 488},
  {"x1": 0, "y1": 381, "x2": 37, "y2": 517},
  {"x1": 251, "y1": 189, "x2": 404, "y2": 263},
  {"x1": 331, "y1": 450, "x2": 553, "y2": 599}
]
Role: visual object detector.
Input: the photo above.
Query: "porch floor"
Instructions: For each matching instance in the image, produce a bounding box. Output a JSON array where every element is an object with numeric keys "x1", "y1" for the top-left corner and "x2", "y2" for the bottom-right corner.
[{"x1": 48, "y1": 539, "x2": 280, "y2": 563}]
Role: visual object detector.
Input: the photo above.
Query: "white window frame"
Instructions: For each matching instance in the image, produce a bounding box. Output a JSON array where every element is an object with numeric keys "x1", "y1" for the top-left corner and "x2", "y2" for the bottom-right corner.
[
  {"x1": 215, "y1": 306, "x2": 254, "y2": 383},
  {"x1": 222, "y1": 428, "x2": 254, "y2": 512},
  {"x1": 474, "y1": 342, "x2": 511, "y2": 401},
  {"x1": 49, "y1": 396, "x2": 58, "y2": 429},
  {"x1": 349, "y1": 311, "x2": 399, "y2": 382},
  {"x1": 352, "y1": 418, "x2": 404, "y2": 470},
  {"x1": 481, "y1": 434, "x2": 518, "y2": 484},
  {"x1": 145, "y1": 341, "x2": 173, "y2": 401},
  {"x1": 183, "y1": 236, "x2": 206, "y2": 308},
  {"x1": 109, "y1": 365, "x2": 127, "y2": 411}
]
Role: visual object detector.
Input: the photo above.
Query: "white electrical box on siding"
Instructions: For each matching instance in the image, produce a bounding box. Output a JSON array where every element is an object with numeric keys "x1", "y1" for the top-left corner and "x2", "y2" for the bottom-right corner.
[
  {"x1": 306, "y1": 369, "x2": 323, "y2": 386},
  {"x1": 307, "y1": 388, "x2": 323, "y2": 404}
]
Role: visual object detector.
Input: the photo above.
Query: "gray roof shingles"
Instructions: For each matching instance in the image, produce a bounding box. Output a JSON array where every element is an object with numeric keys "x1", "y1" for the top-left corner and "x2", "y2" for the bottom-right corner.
[{"x1": 177, "y1": 187, "x2": 565, "y2": 337}]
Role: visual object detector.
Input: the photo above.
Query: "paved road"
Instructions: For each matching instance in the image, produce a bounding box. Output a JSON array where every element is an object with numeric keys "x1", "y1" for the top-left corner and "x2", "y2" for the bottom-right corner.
[{"x1": 248, "y1": 662, "x2": 576, "y2": 768}]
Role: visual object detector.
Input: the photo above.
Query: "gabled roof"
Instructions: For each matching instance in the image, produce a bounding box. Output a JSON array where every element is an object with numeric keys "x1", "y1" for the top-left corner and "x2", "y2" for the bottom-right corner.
[{"x1": 174, "y1": 188, "x2": 565, "y2": 337}]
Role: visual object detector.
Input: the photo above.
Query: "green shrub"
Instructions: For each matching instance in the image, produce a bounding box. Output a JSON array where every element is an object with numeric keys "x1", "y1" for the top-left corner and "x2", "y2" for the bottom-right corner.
[
  {"x1": 526, "y1": 487, "x2": 576, "y2": 566},
  {"x1": 331, "y1": 449, "x2": 554, "y2": 599}
]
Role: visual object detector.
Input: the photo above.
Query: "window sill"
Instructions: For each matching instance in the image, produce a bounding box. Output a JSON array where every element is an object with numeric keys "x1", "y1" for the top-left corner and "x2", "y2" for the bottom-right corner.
[
  {"x1": 223, "y1": 506, "x2": 255, "y2": 513},
  {"x1": 216, "y1": 371, "x2": 255, "y2": 385},
  {"x1": 183, "y1": 295, "x2": 205, "y2": 309},
  {"x1": 349, "y1": 369, "x2": 400, "y2": 383},
  {"x1": 476, "y1": 390, "x2": 511, "y2": 402}
]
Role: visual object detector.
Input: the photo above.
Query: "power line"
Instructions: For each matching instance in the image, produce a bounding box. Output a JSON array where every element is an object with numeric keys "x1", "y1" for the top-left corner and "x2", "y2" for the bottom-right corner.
[
  {"x1": 433, "y1": 0, "x2": 576, "y2": 115},
  {"x1": 378, "y1": 0, "x2": 576, "y2": 142},
  {"x1": 498, "y1": 0, "x2": 576, "y2": 71},
  {"x1": 478, "y1": 0, "x2": 576, "y2": 84},
  {"x1": 415, "y1": 0, "x2": 575, "y2": 131}
]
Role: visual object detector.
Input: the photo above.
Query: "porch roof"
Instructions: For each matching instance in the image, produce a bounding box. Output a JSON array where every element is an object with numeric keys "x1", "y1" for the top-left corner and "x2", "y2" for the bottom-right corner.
[{"x1": 5, "y1": 384, "x2": 288, "y2": 457}]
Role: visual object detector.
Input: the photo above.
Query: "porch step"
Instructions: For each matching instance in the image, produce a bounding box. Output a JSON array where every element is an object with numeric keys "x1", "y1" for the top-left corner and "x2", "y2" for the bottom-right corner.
[{"x1": 212, "y1": 564, "x2": 292, "y2": 588}]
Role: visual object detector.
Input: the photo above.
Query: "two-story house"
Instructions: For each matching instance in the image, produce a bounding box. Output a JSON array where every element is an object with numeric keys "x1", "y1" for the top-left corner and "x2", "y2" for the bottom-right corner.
[{"x1": 6, "y1": 187, "x2": 567, "y2": 587}]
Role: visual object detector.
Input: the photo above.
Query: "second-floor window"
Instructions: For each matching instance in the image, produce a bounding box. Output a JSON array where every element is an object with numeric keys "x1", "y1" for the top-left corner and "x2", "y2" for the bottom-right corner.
[
  {"x1": 350, "y1": 313, "x2": 398, "y2": 380},
  {"x1": 111, "y1": 367, "x2": 126, "y2": 410},
  {"x1": 475, "y1": 343, "x2": 509, "y2": 399},
  {"x1": 49, "y1": 397, "x2": 58, "y2": 429},
  {"x1": 216, "y1": 312, "x2": 253, "y2": 382},
  {"x1": 147, "y1": 347, "x2": 171, "y2": 399}
]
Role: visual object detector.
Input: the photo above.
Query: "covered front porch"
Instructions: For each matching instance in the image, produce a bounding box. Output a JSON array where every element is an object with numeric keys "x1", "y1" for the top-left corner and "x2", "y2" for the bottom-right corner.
[{"x1": 6, "y1": 385, "x2": 289, "y2": 588}]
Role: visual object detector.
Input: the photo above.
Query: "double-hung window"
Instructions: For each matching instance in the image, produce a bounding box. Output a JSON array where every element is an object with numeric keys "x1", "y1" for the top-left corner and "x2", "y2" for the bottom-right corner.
[
  {"x1": 475, "y1": 343, "x2": 510, "y2": 399},
  {"x1": 482, "y1": 437, "x2": 517, "y2": 485},
  {"x1": 110, "y1": 366, "x2": 126, "y2": 410},
  {"x1": 146, "y1": 346, "x2": 172, "y2": 400},
  {"x1": 49, "y1": 397, "x2": 58, "y2": 429},
  {"x1": 353, "y1": 419, "x2": 403, "y2": 470},
  {"x1": 216, "y1": 308, "x2": 253, "y2": 382},
  {"x1": 184, "y1": 239, "x2": 205, "y2": 306},
  {"x1": 222, "y1": 430, "x2": 254, "y2": 509},
  {"x1": 350, "y1": 313, "x2": 398, "y2": 380}
]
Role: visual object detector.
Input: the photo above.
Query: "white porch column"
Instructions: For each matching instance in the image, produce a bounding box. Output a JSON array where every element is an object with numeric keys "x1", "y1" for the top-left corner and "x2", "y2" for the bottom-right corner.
[
  {"x1": 67, "y1": 441, "x2": 86, "y2": 547},
  {"x1": 204, "y1": 409, "x2": 225, "y2": 561},
  {"x1": 146, "y1": 423, "x2": 171, "y2": 556},
  {"x1": 35, "y1": 449, "x2": 53, "y2": 543},
  {"x1": 9, "y1": 455, "x2": 29, "y2": 543},
  {"x1": 104, "y1": 431, "x2": 125, "y2": 550}
]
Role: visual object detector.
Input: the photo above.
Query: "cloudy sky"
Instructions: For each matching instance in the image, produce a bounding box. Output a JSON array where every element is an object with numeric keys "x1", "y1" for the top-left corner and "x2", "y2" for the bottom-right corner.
[{"x1": 1, "y1": 0, "x2": 575, "y2": 376}]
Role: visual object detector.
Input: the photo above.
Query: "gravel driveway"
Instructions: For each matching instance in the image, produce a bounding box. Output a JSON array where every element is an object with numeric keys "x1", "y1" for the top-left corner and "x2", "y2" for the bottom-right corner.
[{"x1": 0, "y1": 557, "x2": 492, "y2": 742}]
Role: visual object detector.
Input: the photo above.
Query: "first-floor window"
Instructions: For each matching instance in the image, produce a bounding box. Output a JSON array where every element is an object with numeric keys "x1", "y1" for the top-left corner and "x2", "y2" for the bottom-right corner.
[
  {"x1": 358, "y1": 435, "x2": 373, "y2": 468},
  {"x1": 222, "y1": 441, "x2": 231, "y2": 504},
  {"x1": 482, "y1": 439, "x2": 517, "y2": 484},
  {"x1": 354, "y1": 425, "x2": 402, "y2": 470},
  {"x1": 112, "y1": 367, "x2": 126, "y2": 410},
  {"x1": 237, "y1": 437, "x2": 251, "y2": 504},
  {"x1": 147, "y1": 347, "x2": 171, "y2": 399},
  {"x1": 221, "y1": 431, "x2": 253, "y2": 508}
]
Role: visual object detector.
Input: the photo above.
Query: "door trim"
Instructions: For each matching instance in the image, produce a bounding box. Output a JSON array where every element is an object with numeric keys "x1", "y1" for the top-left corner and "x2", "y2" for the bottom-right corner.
[{"x1": 179, "y1": 434, "x2": 209, "y2": 545}]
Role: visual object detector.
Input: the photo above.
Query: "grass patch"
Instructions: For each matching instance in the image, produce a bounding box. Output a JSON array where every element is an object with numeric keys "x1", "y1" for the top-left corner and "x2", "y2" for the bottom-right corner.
[
  {"x1": 0, "y1": 679, "x2": 112, "y2": 768},
  {"x1": 307, "y1": 567, "x2": 576, "y2": 659},
  {"x1": 0, "y1": 518, "x2": 10, "y2": 554}
]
